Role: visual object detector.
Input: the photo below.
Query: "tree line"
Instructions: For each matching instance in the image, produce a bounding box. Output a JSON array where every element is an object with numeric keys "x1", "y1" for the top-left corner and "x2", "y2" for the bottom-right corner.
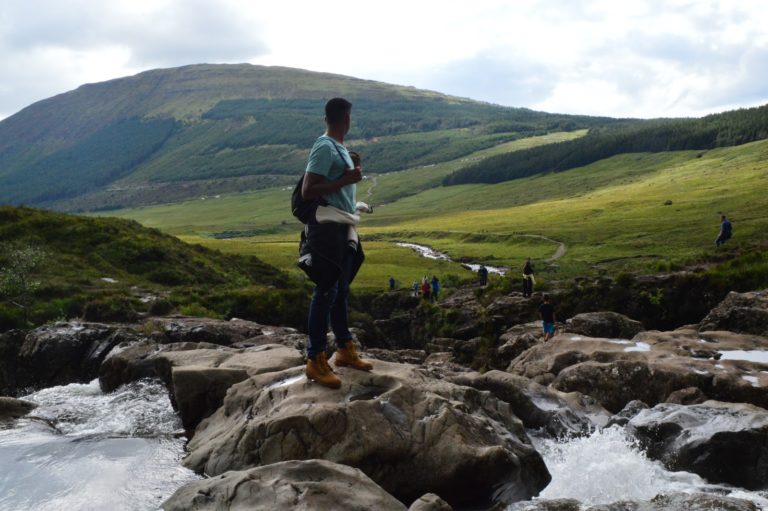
[{"x1": 443, "y1": 104, "x2": 768, "y2": 185}]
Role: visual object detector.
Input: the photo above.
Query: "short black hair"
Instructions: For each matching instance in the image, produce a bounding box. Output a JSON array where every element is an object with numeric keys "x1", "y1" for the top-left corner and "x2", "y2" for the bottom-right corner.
[
  {"x1": 325, "y1": 97, "x2": 352, "y2": 124},
  {"x1": 543, "y1": 294, "x2": 550, "y2": 301}
]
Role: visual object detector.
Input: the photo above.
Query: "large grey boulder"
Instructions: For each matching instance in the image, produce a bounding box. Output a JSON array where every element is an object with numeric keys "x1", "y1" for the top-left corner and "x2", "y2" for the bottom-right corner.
[
  {"x1": 162, "y1": 459, "x2": 408, "y2": 511},
  {"x1": 16, "y1": 321, "x2": 141, "y2": 391},
  {"x1": 627, "y1": 400, "x2": 768, "y2": 490},
  {"x1": 183, "y1": 359, "x2": 551, "y2": 509},
  {"x1": 565, "y1": 311, "x2": 644, "y2": 339},
  {"x1": 153, "y1": 316, "x2": 268, "y2": 345},
  {"x1": 699, "y1": 289, "x2": 768, "y2": 336},
  {"x1": 449, "y1": 370, "x2": 609, "y2": 437}
]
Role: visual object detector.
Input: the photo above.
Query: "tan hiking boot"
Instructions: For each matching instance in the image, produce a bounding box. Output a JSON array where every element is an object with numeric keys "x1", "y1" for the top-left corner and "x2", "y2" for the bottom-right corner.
[
  {"x1": 306, "y1": 352, "x2": 341, "y2": 389},
  {"x1": 334, "y1": 341, "x2": 373, "y2": 371}
]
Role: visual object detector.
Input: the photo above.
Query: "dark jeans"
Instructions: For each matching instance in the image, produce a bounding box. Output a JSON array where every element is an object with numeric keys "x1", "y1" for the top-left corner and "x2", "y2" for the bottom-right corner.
[
  {"x1": 307, "y1": 250, "x2": 354, "y2": 359},
  {"x1": 522, "y1": 277, "x2": 533, "y2": 297}
]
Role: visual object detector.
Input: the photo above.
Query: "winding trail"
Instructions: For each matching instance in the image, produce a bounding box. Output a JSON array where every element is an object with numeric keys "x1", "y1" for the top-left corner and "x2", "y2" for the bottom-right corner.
[
  {"x1": 365, "y1": 175, "x2": 378, "y2": 197},
  {"x1": 518, "y1": 234, "x2": 567, "y2": 262}
]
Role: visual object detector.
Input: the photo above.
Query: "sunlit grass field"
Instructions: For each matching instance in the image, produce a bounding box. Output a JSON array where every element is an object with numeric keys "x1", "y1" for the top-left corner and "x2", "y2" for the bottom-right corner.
[{"x1": 107, "y1": 136, "x2": 768, "y2": 291}]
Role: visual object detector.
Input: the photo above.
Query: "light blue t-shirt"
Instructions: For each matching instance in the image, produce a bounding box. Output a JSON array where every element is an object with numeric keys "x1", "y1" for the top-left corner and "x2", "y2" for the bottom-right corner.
[{"x1": 305, "y1": 135, "x2": 356, "y2": 213}]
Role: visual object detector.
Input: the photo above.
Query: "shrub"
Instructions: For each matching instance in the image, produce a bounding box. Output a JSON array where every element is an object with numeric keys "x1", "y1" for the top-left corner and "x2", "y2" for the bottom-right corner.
[{"x1": 83, "y1": 297, "x2": 138, "y2": 322}]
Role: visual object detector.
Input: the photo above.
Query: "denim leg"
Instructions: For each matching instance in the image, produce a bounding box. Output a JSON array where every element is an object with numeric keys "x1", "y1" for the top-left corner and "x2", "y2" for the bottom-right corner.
[
  {"x1": 307, "y1": 281, "x2": 338, "y2": 358},
  {"x1": 329, "y1": 251, "x2": 354, "y2": 344}
]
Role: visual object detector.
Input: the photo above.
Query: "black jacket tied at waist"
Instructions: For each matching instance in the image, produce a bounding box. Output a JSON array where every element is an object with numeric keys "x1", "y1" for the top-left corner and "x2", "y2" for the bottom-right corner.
[{"x1": 302, "y1": 222, "x2": 364, "y2": 290}]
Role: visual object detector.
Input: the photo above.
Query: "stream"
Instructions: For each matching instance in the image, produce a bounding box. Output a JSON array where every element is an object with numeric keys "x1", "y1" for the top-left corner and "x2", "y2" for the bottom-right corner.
[{"x1": 394, "y1": 242, "x2": 508, "y2": 276}]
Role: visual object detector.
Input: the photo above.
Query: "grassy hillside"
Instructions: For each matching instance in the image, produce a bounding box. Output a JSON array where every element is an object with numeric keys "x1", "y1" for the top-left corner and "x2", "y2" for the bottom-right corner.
[
  {"x1": 0, "y1": 64, "x2": 615, "y2": 209},
  {"x1": 0, "y1": 206, "x2": 306, "y2": 331},
  {"x1": 105, "y1": 138, "x2": 768, "y2": 293}
]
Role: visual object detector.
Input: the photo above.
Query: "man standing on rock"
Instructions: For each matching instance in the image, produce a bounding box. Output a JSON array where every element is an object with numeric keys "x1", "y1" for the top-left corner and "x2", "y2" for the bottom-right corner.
[
  {"x1": 301, "y1": 98, "x2": 373, "y2": 389},
  {"x1": 539, "y1": 294, "x2": 556, "y2": 342}
]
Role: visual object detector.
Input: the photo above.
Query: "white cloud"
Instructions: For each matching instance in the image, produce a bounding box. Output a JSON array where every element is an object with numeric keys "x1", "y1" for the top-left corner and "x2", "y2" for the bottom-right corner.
[{"x1": 1, "y1": 0, "x2": 767, "y2": 120}]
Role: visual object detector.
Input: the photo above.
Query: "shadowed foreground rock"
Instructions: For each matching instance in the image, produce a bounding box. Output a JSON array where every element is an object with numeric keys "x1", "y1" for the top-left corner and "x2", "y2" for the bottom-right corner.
[
  {"x1": 161, "y1": 459, "x2": 408, "y2": 511},
  {"x1": 183, "y1": 359, "x2": 550, "y2": 509},
  {"x1": 627, "y1": 400, "x2": 768, "y2": 490}
]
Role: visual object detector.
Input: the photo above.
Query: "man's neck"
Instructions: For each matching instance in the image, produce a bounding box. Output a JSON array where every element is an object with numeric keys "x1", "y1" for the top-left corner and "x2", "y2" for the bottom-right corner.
[{"x1": 325, "y1": 125, "x2": 345, "y2": 144}]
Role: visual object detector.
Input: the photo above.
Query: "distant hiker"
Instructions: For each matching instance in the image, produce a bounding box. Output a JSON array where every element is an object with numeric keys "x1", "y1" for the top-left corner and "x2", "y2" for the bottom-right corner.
[
  {"x1": 389, "y1": 276, "x2": 396, "y2": 291},
  {"x1": 522, "y1": 257, "x2": 535, "y2": 298},
  {"x1": 430, "y1": 275, "x2": 440, "y2": 302},
  {"x1": 715, "y1": 215, "x2": 732, "y2": 247},
  {"x1": 539, "y1": 294, "x2": 556, "y2": 342},
  {"x1": 412, "y1": 280, "x2": 419, "y2": 297},
  {"x1": 301, "y1": 98, "x2": 373, "y2": 389},
  {"x1": 478, "y1": 265, "x2": 488, "y2": 286},
  {"x1": 421, "y1": 279, "x2": 431, "y2": 300}
]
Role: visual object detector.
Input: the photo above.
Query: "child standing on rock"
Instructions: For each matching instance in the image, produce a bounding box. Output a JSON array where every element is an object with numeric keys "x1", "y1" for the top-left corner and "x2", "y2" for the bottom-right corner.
[{"x1": 539, "y1": 294, "x2": 556, "y2": 341}]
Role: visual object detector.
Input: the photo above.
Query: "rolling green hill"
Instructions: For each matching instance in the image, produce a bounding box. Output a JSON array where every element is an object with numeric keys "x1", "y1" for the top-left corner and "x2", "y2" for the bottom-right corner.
[
  {"x1": 0, "y1": 206, "x2": 305, "y2": 331},
  {"x1": 0, "y1": 64, "x2": 616, "y2": 210}
]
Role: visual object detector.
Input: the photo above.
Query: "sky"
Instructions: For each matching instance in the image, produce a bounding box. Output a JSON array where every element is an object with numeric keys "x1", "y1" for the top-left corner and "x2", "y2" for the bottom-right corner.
[{"x1": 1, "y1": 0, "x2": 768, "y2": 121}]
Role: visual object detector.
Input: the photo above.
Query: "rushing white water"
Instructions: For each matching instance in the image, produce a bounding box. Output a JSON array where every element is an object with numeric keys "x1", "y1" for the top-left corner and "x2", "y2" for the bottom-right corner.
[
  {"x1": 719, "y1": 350, "x2": 768, "y2": 364},
  {"x1": 528, "y1": 425, "x2": 768, "y2": 509},
  {"x1": 0, "y1": 379, "x2": 200, "y2": 511}
]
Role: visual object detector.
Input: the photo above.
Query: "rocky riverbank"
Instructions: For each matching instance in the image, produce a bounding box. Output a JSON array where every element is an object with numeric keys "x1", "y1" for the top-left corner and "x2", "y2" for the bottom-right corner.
[{"x1": 1, "y1": 289, "x2": 767, "y2": 509}]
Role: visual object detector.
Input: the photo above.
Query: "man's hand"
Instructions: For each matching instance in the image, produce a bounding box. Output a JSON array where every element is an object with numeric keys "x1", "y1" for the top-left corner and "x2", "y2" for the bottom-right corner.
[{"x1": 341, "y1": 165, "x2": 362, "y2": 185}]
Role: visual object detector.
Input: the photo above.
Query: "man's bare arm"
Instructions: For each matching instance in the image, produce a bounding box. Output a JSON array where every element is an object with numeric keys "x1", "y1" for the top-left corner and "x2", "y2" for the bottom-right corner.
[{"x1": 301, "y1": 167, "x2": 362, "y2": 200}]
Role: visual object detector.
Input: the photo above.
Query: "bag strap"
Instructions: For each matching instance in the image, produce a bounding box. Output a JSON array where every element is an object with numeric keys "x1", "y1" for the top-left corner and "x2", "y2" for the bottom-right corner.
[{"x1": 329, "y1": 138, "x2": 352, "y2": 168}]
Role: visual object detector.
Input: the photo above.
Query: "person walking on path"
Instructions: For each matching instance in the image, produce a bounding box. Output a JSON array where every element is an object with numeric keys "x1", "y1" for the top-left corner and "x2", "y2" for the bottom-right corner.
[
  {"x1": 301, "y1": 97, "x2": 373, "y2": 389},
  {"x1": 478, "y1": 265, "x2": 488, "y2": 286},
  {"x1": 430, "y1": 275, "x2": 440, "y2": 302},
  {"x1": 412, "y1": 280, "x2": 419, "y2": 297},
  {"x1": 715, "y1": 214, "x2": 733, "y2": 247},
  {"x1": 539, "y1": 294, "x2": 556, "y2": 342},
  {"x1": 389, "y1": 276, "x2": 396, "y2": 291},
  {"x1": 522, "y1": 257, "x2": 535, "y2": 298}
]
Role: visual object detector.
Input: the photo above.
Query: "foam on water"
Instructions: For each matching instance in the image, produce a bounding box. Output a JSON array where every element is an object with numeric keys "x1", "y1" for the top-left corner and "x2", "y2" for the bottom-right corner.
[
  {"x1": 528, "y1": 425, "x2": 768, "y2": 508},
  {"x1": 0, "y1": 379, "x2": 200, "y2": 511}
]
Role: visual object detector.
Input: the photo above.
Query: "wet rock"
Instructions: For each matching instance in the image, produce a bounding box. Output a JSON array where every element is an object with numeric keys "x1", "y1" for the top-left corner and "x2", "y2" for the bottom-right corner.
[
  {"x1": 161, "y1": 459, "x2": 408, "y2": 511},
  {"x1": 628, "y1": 401, "x2": 768, "y2": 490},
  {"x1": 183, "y1": 360, "x2": 551, "y2": 509},
  {"x1": 607, "y1": 399, "x2": 648, "y2": 427},
  {"x1": 450, "y1": 370, "x2": 609, "y2": 437},
  {"x1": 565, "y1": 311, "x2": 644, "y2": 339},
  {"x1": 408, "y1": 493, "x2": 452, "y2": 511},
  {"x1": 699, "y1": 289, "x2": 768, "y2": 336},
  {"x1": 99, "y1": 340, "x2": 303, "y2": 429},
  {"x1": 16, "y1": 321, "x2": 140, "y2": 391},
  {"x1": 425, "y1": 337, "x2": 457, "y2": 353},
  {"x1": 0, "y1": 396, "x2": 37, "y2": 420}
]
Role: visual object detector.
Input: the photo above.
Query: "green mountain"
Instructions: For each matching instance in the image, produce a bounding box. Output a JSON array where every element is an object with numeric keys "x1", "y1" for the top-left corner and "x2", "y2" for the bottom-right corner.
[
  {"x1": 0, "y1": 64, "x2": 617, "y2": 210},
  {"x1": 0, "y1": 206, "x2": 303, "y2": 331}
]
